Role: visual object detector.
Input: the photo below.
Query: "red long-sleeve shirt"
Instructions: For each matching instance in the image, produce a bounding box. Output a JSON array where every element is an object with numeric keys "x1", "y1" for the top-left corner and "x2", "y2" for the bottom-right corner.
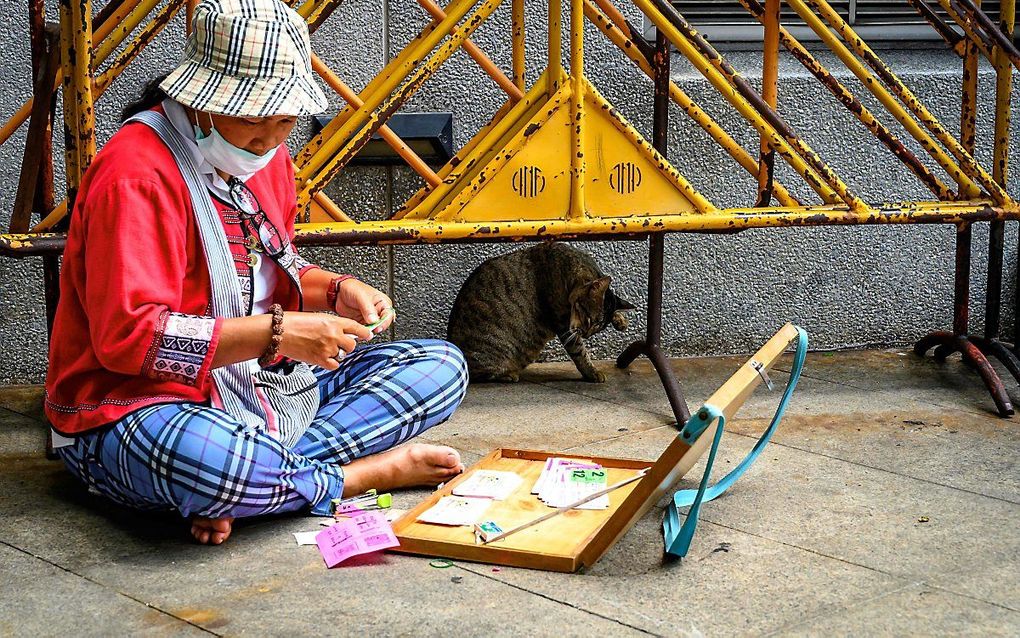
[{"x1": 45, "y1": 106, "x2": 317, "y2": 435}]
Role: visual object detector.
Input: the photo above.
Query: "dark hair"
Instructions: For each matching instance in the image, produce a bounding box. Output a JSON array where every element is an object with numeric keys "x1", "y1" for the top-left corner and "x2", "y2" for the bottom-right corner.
[{"x1": 120, "y1": 74, "x2": 171, "y2": 122}]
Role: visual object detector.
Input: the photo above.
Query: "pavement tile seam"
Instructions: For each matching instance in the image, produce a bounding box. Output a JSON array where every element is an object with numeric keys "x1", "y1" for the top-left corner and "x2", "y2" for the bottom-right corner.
[
  {"x1": 0, "y1": 405, "x2": 32, "y2": 422},
  {"x1": 525, "y1": 378, "x2": 682, "y2": 422},
  {"x1": 727, "y1": 436, "x2": 1020, "y2": 507},
  {"x1": 560, "y1": 424, "x2": 676, "y2": 455},
  {"x1": 450, "y1": 564, "x2": 663, "y2": 637},
  {"x1": 923, "y1": 585, "x2": 1020, "y2": 614},
  {"x1": 579, "y1": 414, "x2": 1020, "y2": 508},
  {"x1": 701, "y1": 516, "x2": 1020, "y2": 615},
  {"x1": 452, "y1": 516, "x2": 914, "y2": 636},
  {"x1": 781, "y1": 366, "x2": 999, "y2": 420},
  {"x1": 769, "y1": 582, "x2": 1020, "y2": 636},
  {"x1": 1, "y1": 539, "x2": 221, "y2": 636},
  {"x1": 763, "y1": 581, "x2": 923, "y2": 637}
]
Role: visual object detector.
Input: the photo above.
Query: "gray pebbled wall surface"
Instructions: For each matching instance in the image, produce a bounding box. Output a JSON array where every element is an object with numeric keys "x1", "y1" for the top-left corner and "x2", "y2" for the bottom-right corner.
[{"x1": 0, "y1": 0, "x2": 1017, "y2": 384}]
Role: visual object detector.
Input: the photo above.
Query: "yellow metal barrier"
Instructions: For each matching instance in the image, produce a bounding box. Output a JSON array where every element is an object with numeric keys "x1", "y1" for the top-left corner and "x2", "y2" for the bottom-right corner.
[{"x1": 1, "y1": 0, "x2": 1018, "y2": 419}]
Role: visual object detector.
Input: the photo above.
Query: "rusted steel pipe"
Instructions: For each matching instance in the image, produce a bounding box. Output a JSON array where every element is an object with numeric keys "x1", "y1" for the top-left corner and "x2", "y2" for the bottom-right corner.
[
  {"x1": 12, "y1": 22, "x2": 59, "y2": 234},
  {"x1": 955, "y1": 0, "x2": 1020, "y2": 69},
  {"x1": 569, "y1": 0, "x2": 585, "y2": 220},
  {"x1": 586, "y1": 0, "x2": 799, "y2": 206},
  {"x1": 549, "y1": 0, "x2": 563, "y2": 96},
  {"x1": 936, "y1": 0, "x2": 996, "y2": 59},
  {"x1": 796, "y1": 0, "x2": 1009, "y2": 204},
  {"x1": 93, "y1": 0, "x2": 184, "y2": 95},
  {"x1": 637, "y1": 0, "x2": 860, "y2": 207},
  {"x1": 915, "y1": 332, "x2": 1013, "y2": 415},
  {"x1": 756, "y1": 0, "x2": 779, "y2": 207},
  {"x1": 511, "y1": 0, "x2": 525, "y2": 89},
  {"x1": 786, "y1": 0, "x2": 986, "y2": 200},
  {"x1": 0, "y1": 0, "x2": 135, "y2": 146},
  {"x1": 310, "y1": 55, "x2": 442, "y2": 188},
  {"x1": 617, "y1": 28, "x2": 692, "y2": 426},
  {"x1": 296, "y1": 0, "x2": 474, "y2": 170},
  {"x1": 740, "y1": 0, "x2": 954, "y2": 201},
  {"x1": 907, "y1": 0, "x2": 966, "y2": 53},
  {"x1": 953, "y1": 223, "x2": 972, "y2": 335},
  {"x1": 414, "y1": 0, "x2": 523, "y2": 100},
  {"x1": 297, "y1": 0, "x2": 508, "y2": 207},
  {"x1": 971, "y1": 336, "x2": 1020, "y2": 385},
  {"x1": 299, "y1": 0, "x2": 345, "y2": 33},
  {"x1": 28, "y1": 0, "x2": 182, "y2": 232},
  {"x1": 986, "y1": 0, "x2": 1014, "y2": 340},
  {"x1": 59, "y1": 0, "x2": 97, "y2": 208}
]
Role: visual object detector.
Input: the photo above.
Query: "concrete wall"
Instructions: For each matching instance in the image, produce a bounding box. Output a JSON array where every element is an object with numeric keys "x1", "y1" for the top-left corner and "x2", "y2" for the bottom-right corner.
[{"x1": 1, "y1": 0, "x2": 1017, "y2": 384}]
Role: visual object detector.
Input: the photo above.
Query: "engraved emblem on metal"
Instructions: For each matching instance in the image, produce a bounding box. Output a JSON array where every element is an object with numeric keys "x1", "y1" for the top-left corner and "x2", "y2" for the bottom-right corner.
[
  {"x1": 511, "y1": 166, "x2": 546, "y2": 198},
  {"x1": 609, "y1": 162, "x2": 642, "y2": 195}
]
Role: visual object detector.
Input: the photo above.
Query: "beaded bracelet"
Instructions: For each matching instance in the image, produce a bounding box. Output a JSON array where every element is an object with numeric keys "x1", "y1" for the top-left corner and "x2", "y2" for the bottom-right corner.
[
  {"x1": 258, "y1": 303, "x2": 285, "y2": 367},
  {"x1": 325, "y1": 274, "x2": 356, "y2": 311}
]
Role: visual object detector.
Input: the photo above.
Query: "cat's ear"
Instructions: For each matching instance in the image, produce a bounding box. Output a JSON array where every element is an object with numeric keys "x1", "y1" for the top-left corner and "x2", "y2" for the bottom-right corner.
[
  {"x1": 615, "y1": 295, "x2": 637, "y2": 311},
  {"x1": 590, "y1": 276, "x2": 611, "y2": 298},
  {"x1": 570, "y1": 276, "x2": 611, "y2": 304}
]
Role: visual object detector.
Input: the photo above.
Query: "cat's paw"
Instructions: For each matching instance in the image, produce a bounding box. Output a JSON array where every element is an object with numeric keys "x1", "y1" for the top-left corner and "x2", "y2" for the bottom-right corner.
[
  {"x1": 586, "y1": 370, "x2": 607, "y2": 383},
  {"x1": 611, "y1": 312, "x2": 629, "y2": 331}
]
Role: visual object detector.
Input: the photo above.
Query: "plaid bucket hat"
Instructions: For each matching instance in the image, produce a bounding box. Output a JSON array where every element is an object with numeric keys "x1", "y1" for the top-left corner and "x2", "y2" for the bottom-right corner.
[{"x1": 160, "y1": 0, "x2": 329, "y2": 117}]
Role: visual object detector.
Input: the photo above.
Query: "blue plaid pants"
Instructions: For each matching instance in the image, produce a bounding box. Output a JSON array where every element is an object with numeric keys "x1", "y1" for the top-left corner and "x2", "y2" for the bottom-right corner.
[{"x1": 57, "y1": 339, "x2": 468, "y2": 518}]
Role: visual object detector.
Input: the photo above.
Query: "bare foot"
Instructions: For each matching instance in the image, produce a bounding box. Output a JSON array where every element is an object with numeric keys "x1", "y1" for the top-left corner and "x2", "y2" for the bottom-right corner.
[
  {"x1": 191, "y1": 516, "x2": 234, "y2": 545},
  {"x1": 342, "y1": 443, "x2": 464, "y2": 496}
]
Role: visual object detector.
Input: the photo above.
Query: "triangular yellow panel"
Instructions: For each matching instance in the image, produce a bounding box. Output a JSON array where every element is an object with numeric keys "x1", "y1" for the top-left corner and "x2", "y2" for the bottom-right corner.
[
  {"x1": 446, "y1": 96, "x2": 573, "y2": 222},
  {"x1": 443, "y1": 80, "x2": 705, "y2": 223},
  {"x1": 582, "y1": 87, "x2": 702, "y2": 218}
]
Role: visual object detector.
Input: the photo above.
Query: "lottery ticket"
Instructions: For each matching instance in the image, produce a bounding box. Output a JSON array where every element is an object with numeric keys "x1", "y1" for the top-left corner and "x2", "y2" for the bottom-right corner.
[
  {"x1": 416, "y1": 495, "x2": 493, "y2": 526},
  {"x1": 452, "y1": 470, "x2": 523, "y2": 500},
  {"x1": 534, "y1": 457, "x2": 609, "y2": 510},
  {"x1": 315, "y1": 511, "x2": 399, "y2": 567}
]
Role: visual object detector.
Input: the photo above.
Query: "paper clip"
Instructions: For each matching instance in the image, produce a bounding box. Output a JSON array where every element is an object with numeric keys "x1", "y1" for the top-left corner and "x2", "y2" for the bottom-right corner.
[{"x1": 331, "y1": 489, "x2": 393, "y2": 515}]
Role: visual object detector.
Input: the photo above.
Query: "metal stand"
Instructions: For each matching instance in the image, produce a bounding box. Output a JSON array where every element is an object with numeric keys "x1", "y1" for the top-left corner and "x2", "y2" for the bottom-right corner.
[
  {"x1": 616, "y1": 29, "x2": 691, "y2": 427},
  {"x1": 915, "y1": 4, "x2": 1017, "y2": 417},
  {"x1": 915, "y1": 223, "x2": 1015, "y2": 416}
]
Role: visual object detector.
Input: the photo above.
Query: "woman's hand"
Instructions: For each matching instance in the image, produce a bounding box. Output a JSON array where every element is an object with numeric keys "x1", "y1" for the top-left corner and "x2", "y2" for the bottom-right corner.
[
  {"x1": 333, "y1": 279, "x2": 395, "y2": 334},
  {"x1": 279, "y1": 312, "x2": 373, "y2": 370}
]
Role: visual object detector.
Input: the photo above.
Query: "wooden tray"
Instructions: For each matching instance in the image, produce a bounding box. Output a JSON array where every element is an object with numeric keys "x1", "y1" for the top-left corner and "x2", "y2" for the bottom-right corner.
[
  {"x1": 391, "y1": 323, "x2": 800, "y2": 572},
  {"x1": 391, "y1": 448, "x2": 652, "y2": 572}
]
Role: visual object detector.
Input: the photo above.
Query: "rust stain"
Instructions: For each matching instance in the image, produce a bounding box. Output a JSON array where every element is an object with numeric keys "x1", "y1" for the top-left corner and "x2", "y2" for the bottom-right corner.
[{"x1": 165, "y1": 608, "x2": 230, "y2": 629}]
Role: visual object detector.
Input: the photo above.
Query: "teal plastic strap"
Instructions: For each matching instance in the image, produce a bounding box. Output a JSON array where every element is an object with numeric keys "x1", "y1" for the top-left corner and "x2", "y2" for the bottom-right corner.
[{"x1": 663, "y1": 326, "x2": 809, "y2": 558}]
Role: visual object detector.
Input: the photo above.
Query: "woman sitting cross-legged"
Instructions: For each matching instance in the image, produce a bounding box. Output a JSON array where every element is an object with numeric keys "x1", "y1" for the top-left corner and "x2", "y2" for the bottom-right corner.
[{"x1": 44, "y1": 0, "x2": 468, "y2": 545}]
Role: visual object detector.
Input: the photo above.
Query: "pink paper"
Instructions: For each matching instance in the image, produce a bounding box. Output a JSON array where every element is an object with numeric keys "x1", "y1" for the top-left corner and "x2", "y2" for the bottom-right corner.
[{"x1": 315, "y1": 511, "x2": 399, "y2": 568}]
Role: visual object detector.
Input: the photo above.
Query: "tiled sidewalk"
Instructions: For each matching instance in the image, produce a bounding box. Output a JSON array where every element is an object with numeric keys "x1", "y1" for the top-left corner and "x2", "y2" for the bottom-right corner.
[{"x1": 1, "y1": 350, "x2": 1017, "y2": 636}]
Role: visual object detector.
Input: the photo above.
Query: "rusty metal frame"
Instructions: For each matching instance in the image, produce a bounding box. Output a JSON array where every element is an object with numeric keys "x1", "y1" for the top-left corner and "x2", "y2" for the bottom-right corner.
[
  {"x1": 915, "y1": 0, "x2": 1019, "y2": 416},
  {"x1": 0, "y1": 0, "x2": 1018, "y2": 419}
]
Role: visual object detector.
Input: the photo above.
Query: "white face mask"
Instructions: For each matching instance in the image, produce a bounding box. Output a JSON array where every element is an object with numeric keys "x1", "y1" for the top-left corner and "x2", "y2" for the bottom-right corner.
[{"x1": 193, "y1": 112, "x2": 278, "y2": 180}]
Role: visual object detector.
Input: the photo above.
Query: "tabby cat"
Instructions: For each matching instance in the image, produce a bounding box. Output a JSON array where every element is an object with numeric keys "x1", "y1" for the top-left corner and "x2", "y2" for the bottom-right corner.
[{"x1": 447, "y1": 242, "x2": 635, "y2": 383}]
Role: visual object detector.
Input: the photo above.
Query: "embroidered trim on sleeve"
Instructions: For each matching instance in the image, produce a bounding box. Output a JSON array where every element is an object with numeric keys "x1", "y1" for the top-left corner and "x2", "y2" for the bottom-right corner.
[{"x1": 144, "y1": 311, "x2": 216, "y2": 385}]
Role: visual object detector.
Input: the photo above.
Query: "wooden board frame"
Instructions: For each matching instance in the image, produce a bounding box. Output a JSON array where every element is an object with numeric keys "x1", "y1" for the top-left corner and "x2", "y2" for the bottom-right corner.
[{"x1": 391, "y1": 323, "x2": 801, "y2": 572}]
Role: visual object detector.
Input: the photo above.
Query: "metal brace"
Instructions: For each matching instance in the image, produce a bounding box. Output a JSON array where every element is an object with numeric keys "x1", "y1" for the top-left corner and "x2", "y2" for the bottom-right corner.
[{"x1": 750, "y1": 359, "x2": 774, "y2": 391}]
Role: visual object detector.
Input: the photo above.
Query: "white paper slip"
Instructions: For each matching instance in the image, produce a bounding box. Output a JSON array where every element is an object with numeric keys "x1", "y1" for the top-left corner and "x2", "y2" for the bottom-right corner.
[
  {"x1": 453, "y1": 470, "x2": 523, "y2": 500},
  {"x1": 542, "y1": 463, "x2": 609, "y2": 510},
  {"x1": 293, "y1": 531, "x2": 320, "y2": 545},
  {"x1": 531, "y1": 458, "x2": 556, "y2": 494},
  {"x1": 417, "y1": 496, "x2": 493, "y2": 526}
]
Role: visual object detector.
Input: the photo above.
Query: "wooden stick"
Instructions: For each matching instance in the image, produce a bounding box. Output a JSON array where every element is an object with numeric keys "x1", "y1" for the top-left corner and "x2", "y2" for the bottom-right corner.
[{"x1": 481, "y1": 470, "x2": 649, "y2": 544}]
